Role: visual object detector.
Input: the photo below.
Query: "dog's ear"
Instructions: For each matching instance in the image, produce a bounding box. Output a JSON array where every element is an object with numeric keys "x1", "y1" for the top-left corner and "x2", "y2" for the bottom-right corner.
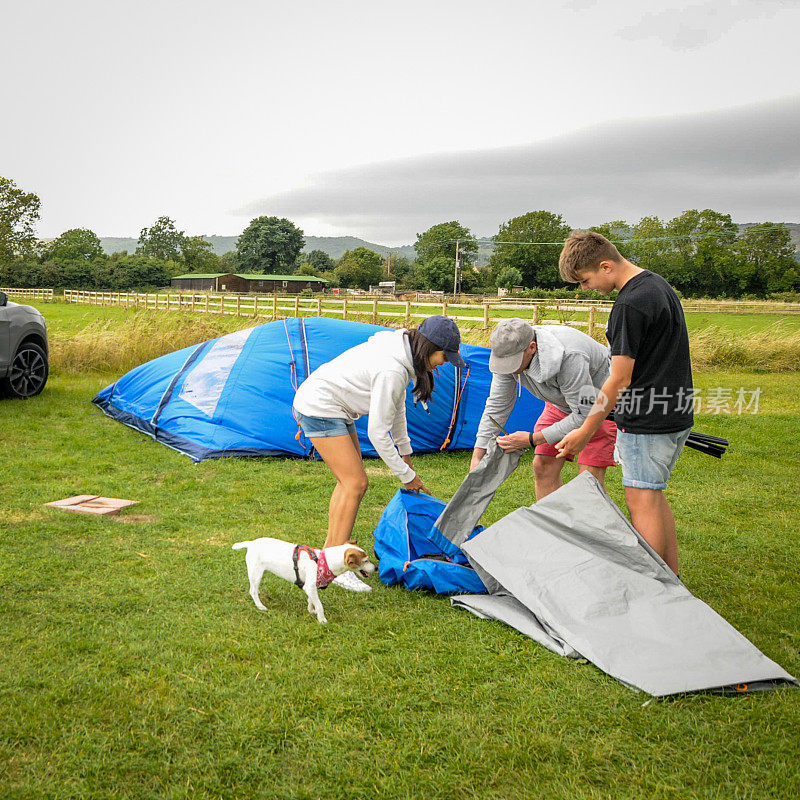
[
  {"x1": 344, "y1": 548, "x2": 364, "y2": 567},
  {"x1": 346, "y1": 539, "x2": 358, "y2": 546}
]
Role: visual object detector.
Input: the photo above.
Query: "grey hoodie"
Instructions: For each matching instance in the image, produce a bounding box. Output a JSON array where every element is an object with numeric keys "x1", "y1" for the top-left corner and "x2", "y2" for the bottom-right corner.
[{"x1": 475, "y1": 325, "x2": 611, "y2": 448}]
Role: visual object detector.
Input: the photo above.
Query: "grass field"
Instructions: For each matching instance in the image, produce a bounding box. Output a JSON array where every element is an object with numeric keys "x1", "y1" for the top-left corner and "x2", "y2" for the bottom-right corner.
[{"x1": 1, "y1": 303, "x2": 799, "y2": 798}]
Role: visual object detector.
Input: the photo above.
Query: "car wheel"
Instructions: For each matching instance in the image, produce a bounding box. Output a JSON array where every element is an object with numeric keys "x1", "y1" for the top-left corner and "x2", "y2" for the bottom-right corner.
[{"x1": 2, "y1": 342, "x2": 49, "y2": 398}]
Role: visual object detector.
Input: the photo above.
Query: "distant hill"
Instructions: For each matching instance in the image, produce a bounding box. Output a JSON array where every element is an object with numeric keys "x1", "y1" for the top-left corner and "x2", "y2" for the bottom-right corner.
[
  {"x1": 98, "y1": 235, "x2": 417, "y2": 261},
  {"x1": 97, "y1": 224, "x2": 799, "y2": 264}
]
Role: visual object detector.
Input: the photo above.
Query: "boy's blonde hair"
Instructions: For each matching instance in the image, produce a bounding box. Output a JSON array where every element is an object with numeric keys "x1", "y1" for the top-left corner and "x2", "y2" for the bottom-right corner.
[{"x1": 559, "y1": 231, "x2": 623, "y2": 283}]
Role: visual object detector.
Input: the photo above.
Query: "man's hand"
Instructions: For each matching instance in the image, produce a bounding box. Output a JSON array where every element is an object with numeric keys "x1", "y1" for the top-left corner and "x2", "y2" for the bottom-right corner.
[
  {"x1": 403, "y1": 474, "x2": 431, "y2": 494},
  {"x1": 555, "y1": 427, "x2": 592, "y2": 458},
  {"x1": 401, "y1": 454, "x2": 413, "y2": 469},
  {"x1": 496, "y1": 431, "x2": 534, "y2": 453},
  {"x1": 470, "y1": 447, "x2": 487, "y2": 471}
]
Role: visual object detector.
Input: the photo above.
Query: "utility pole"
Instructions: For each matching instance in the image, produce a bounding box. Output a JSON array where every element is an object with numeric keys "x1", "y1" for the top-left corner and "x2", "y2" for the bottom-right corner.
[{"x1": 453, "y1": 240, "x2": 461, "y2": 297}]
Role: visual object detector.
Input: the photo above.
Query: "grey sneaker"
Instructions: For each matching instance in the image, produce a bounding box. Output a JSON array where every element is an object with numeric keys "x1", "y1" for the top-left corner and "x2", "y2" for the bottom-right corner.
[{"x1": 333, "y1": 571, "x2": 372, "y2": 592}]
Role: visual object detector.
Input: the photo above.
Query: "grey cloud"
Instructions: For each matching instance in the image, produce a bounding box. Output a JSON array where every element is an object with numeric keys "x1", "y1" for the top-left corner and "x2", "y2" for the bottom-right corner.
[
  {"x1": 618, "y1": 1, "x2": 799, "y2": 51},
  {"x1": 238, "y1": 96, "x2": 800, "y2": 242}
]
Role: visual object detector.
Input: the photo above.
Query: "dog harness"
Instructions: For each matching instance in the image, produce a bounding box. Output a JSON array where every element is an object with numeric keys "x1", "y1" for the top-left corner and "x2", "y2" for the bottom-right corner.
[{"x1": 292, "y1": 545, "x2": 336, "y2": 590}]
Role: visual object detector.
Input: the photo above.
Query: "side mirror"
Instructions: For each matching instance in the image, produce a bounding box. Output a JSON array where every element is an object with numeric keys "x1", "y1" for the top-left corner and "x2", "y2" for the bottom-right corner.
[{"x1": 0, "y1": 291, "x2": 7, "y2": 307}]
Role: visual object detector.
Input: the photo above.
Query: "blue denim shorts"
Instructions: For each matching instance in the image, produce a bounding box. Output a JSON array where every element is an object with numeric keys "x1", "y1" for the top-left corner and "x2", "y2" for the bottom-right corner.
[
  {"x1": 294, "y1": 410, "x2": 356, "y2": 438},
  {"x1": 614, "y1": 428, "x2": 691, "y2": 490}
]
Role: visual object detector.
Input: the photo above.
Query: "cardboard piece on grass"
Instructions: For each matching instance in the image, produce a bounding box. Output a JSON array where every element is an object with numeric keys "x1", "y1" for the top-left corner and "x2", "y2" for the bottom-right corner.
[{"x1": 45, "y1": 495, "x2": 139, "y2": 516}]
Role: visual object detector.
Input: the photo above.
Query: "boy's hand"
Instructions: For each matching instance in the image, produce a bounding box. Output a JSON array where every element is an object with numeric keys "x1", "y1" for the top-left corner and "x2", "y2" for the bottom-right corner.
[{"x1": 555, "y1": 428, "x2": 591, "y2": 458}]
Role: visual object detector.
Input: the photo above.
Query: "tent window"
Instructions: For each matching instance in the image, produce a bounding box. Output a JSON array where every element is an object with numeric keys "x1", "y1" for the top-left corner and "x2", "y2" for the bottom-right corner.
[{"x1": 179, "y1": 326, "x2": 255, "y2": 416}]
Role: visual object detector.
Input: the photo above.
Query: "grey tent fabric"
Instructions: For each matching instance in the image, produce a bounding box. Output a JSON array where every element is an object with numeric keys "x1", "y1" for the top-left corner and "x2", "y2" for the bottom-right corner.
[
  {"x1": 446, "y1": 469, "x2": 797, "y2": 696},
  {"x1": 432, "y1": 440, "x2": 522, "y2": 548}
]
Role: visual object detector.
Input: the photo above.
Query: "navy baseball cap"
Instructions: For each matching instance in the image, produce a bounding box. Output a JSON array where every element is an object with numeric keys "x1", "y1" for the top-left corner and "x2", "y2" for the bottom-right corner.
[{"x1": 418, "y1": 315, "x2": 466, "y2": 368}]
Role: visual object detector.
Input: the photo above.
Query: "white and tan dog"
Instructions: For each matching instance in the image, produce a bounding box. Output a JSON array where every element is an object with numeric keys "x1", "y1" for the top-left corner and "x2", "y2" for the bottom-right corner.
[{"x1": 231, "y1": 537, "x2": 376, "y2": 624}]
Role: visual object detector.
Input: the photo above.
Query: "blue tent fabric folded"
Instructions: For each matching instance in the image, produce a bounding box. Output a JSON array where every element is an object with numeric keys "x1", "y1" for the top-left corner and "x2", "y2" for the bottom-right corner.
[{"x1": 373, "y1": 489, "x2": 488, "y2": 595}]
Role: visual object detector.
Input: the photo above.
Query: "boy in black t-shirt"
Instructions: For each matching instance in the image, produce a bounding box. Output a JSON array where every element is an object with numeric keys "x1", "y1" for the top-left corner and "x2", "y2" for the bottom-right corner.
[{"x1": 554, "y1": 231, "x2": 693, "y2": 574}]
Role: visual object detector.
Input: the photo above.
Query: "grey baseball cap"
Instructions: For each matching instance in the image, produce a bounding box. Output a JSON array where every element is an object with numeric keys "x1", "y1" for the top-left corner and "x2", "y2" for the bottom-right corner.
[
  {"x1": 418, "y1": 315, "x2": 466, "y2": 368},
  {"x1": 489, "y1": 318, "x2": 535, "y2": 374}
]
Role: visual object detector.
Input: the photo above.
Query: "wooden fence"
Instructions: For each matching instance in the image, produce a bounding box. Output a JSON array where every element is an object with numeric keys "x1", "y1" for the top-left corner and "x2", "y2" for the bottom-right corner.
[
  {"x1": 1, "y1": 287, "x2": 55, "y2": 301},
  {"x1": 62, "y1": 290, "x2": 610, "y2": 336}
]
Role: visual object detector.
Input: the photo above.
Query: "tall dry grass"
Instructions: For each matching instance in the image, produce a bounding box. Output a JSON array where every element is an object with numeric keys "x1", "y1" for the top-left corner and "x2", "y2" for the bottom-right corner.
[
  {"x1": 687, "y1": 323, "x2": 800, "y2": 372},
  {"x1": 50, "y1": 312, "x2": 243, "y2": 374},
  {"x1": 49, "y1": 312, "x2": 800, "y2": 375}
]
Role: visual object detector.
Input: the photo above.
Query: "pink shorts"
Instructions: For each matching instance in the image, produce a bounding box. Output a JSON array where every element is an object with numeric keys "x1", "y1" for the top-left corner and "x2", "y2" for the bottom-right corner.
[{"x1": 534, "y1": 402, "x2": 617, "y2": 467}]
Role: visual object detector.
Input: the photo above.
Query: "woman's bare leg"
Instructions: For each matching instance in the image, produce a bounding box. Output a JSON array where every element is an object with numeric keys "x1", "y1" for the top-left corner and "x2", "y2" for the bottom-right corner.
[{"x1": 310, "y1": 431, "x2": 368, "y2": 547}]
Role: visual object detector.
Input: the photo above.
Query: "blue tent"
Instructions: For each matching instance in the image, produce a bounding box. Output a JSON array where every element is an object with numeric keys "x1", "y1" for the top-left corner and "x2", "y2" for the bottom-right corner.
[{"x1": 93, "y1": 317, "x2": 544, "y2": 461}]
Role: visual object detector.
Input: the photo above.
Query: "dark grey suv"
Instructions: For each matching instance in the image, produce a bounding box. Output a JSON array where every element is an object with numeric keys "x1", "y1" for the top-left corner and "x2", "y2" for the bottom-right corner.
[{"x1": 0, "y1": 291, "x2": 49, "y2": 398}]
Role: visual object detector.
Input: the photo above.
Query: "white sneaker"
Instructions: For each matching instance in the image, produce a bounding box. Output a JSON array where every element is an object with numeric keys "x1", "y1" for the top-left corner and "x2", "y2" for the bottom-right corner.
[{"x1": 333, "y1": 571, "x2": 372, "y2": 592}]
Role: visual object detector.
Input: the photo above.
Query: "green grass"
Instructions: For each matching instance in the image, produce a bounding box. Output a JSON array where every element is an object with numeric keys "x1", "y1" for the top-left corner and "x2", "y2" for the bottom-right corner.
[{"x1": 2, "y1": 303, "x2": 799, "y2": 799}]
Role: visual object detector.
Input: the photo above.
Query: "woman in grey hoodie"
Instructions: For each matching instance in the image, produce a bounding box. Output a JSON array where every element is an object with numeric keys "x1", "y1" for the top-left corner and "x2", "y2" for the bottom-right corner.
[{"x1": 293, "y1": 316, "x2": 464, "y2": 589}]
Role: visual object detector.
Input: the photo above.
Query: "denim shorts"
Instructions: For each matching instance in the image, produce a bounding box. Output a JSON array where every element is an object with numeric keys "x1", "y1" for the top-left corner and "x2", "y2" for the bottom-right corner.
[
  {"x1": 294, "y1": 410, "x2": 356, "y2": 438},
  {"x1": 614, "y1": 428, "x2": 691, "y2": 490}
]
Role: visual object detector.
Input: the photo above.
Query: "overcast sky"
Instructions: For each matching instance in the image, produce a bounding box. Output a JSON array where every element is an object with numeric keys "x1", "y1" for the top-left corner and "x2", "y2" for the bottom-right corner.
[{"x1": 2, "y1": 0, "x2": 799, "y2": 245}]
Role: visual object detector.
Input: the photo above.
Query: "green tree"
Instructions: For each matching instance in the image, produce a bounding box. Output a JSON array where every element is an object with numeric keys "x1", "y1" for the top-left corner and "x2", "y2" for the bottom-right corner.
[
  {"x1": 488, "y1": 211, "x2": 571, "y2": 289},
  {"x1": 666, "y1": 209, "x2": 738, "y2": 296},
  {"x1": 334, "y1": 247, "x2": 383, "y2": 289},
  {"x1": 236, "y1": 216, "x2": 305, "y2": 273},
  {"x1": 495, "y1": 266, "x2": 523, "y2": 289},
  {"x1": 410, "y1": 255, "x2": 456, "y2": 293},
  {"x1": 93, "y1": 253, "x2": 170, "y2": 291},
  {"x1": 385, "y1": 254, "x2": 413, "y2": 286},
  {"x1": 0, "y1": 176, "x2": 41, "y2": 263},
  {"x1": 627, "y1": 216, "x2": 673, "y2": 278},
  {"x1": 415, "y1": 221, "x2": 478, "y2": 266},
  {"x1": 735, "y1": 223, "x2": 799, "y2": 296},
  {"x1": 136, "y1": 216, "x2": 186, "y2": 261},
  {"x1": 303, "y1": 249, "x2": 335, "y2": 272},
  {"x1": 181, "y1": 235, "x2": 219, "y2": 272},
  {"x1": 42, "y1": 228, "x2": 104, "y2": 263}
]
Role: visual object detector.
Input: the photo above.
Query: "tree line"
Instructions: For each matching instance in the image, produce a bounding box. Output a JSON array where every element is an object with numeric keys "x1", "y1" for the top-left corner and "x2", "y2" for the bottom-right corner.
[{"x1": 1, "y1": 176, "x2": 797, "y2": 299}]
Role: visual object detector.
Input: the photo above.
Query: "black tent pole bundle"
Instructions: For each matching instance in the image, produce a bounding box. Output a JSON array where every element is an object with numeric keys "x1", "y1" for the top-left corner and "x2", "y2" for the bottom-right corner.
[
  {"x1": 605, "y1": 411, "x2": 729, "y2": 459},
  {"x1": 683, "y1": 431, "x2": 729, "y2": 459}
]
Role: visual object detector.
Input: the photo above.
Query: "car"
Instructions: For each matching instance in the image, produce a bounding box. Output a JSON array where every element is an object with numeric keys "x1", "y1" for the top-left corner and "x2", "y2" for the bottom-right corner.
[{"x1": 0, "y1": 290, "x2": 49, "y2": 398}]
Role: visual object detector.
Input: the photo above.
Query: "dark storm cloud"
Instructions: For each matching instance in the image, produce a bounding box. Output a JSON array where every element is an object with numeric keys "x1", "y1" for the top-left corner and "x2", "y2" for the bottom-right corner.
[{"x1": 239, "y1": 96, "x2": 800, "y2": 241}]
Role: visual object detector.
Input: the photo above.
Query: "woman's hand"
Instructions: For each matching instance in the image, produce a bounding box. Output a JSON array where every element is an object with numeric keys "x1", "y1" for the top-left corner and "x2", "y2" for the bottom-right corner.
[
  {"x1": 496, "y1": 431, "x2": 533, "y2": 453},
  {"x1": 403, "y1": 475, "x2": 431, "y2": 494}
]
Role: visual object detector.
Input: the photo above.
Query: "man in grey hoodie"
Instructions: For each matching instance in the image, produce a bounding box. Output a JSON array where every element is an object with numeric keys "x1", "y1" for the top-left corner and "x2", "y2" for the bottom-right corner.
[{"x1": 471, "y1": 318, "x2": 617, "y2": 500}]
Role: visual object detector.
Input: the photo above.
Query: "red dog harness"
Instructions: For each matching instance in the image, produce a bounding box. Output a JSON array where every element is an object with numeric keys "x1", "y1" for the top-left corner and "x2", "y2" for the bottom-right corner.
[{"x1": 292, "y1": 545, "x2": 336, "y2": 590}]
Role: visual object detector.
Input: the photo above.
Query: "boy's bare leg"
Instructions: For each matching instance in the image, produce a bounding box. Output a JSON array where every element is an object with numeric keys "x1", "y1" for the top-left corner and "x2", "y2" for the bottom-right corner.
[{"x1": 624, "y1": 486, "x2": 679, "y2": 574}]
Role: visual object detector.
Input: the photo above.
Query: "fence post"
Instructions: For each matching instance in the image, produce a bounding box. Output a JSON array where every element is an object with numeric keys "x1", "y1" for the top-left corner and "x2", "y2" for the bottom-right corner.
[
  {"x1": 588, "y1": 306, "x2": 595, "y2": 338},
  {"x1": 372, "y1": 298, "x2": 378, "y2": 324},
  {"x1": 342, "y1": 297, "x2": 348, "y2": 321},
  {"x1": 253, "y1": 296, "x2": 258, "y2": 317},
  {"x1": 294, "y1": 296, "x2": 300, "y2": 317},
  {"x1": 236, "y1": 295, "x2": 241, "y2": 316},
  {"x1": 405, "y1": 300, "x2": 411, "y2": 327},
  {"x1": 483, "y1": 303, "x2": 490, "y2": 331},
  {"x1": 273, "y1": 294, "x2": 278, "y2": 320},
  {"x1": 317, "y1": 298, "x2": 322, "y2": 316},
  {"x1": 178, "y1": 292, "x2": 182, "y2": 310},
  {"x1": 533, "y1": 305, "x2": 539, "y2": 325},
  {"x1": 442, "y1": 298, "x2": 448, "y2": 317}
]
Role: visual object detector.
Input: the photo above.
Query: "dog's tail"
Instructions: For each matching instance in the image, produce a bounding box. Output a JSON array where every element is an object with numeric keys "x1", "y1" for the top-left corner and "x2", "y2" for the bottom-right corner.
[{"x1": 231, "y1": 541, "x2": 251, "y2": 551}]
